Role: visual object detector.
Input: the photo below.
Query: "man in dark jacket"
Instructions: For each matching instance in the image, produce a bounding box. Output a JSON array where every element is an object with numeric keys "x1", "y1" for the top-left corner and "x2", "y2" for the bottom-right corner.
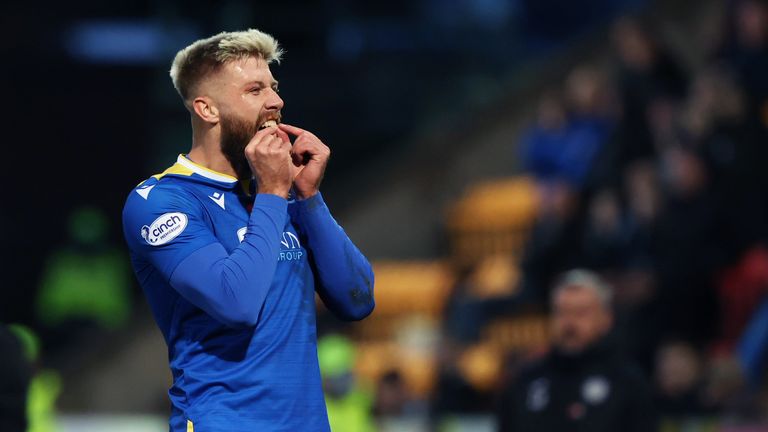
[{"x1": 497, "y1": 269, "x2": 658, "y2": 432}]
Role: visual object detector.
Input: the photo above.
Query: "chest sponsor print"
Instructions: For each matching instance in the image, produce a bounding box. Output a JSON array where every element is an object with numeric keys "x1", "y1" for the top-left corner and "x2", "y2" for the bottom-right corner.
[{"x1": 236, "y1": 227, "x2": 304, "y2": 262}]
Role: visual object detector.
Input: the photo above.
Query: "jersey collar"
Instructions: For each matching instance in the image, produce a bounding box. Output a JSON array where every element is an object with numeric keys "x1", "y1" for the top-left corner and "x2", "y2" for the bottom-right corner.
[
  {"x1": 152, "y1": 154, "x2": 239, "y2": 189},
  {"x1": 176, "y1": 155, "x2": 239, "y2": 184}
]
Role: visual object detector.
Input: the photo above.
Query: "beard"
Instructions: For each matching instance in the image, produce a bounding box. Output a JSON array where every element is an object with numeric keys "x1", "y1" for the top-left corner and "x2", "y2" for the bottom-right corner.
[{"x1": 220, "y1": 111, "x2": 281, "y2": 181}]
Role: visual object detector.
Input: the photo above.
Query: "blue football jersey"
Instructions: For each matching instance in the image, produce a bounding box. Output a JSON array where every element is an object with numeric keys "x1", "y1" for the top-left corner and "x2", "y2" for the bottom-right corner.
[{"x1": 122, "y1": 154, "x2": 374, "y2": 432}]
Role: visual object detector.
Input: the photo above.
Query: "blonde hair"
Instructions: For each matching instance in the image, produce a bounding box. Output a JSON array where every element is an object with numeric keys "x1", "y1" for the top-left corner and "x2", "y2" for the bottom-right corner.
[{"x1": 169, "y1": 28, "x2": 283, "y2": 102}]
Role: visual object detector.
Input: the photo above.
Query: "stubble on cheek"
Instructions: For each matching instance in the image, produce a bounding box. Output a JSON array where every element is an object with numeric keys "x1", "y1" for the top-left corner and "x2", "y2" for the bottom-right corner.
[{"x1": 220, "y1": 114, "x2": 259, "y2": 180}]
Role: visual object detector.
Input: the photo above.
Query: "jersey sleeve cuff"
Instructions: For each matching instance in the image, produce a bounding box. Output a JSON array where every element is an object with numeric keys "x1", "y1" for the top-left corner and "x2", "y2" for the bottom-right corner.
[
  {"x1": 293, "y1": 192, "x2": 327, "y2": 216},
  {"x1": 254, "y1": 193, "x2": 288, "y2": 212}
]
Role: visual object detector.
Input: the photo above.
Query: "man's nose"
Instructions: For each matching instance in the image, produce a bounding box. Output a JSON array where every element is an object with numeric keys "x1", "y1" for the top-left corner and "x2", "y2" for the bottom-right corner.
[{"x1": 265, "y1": 89, "x2": 284, "y2": 111}]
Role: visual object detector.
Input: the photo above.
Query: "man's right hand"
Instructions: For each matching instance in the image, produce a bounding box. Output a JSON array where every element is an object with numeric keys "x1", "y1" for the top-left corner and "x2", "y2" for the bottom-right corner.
[{"x1": 244, "y1": 126, "x2": 293, "y2": 198}]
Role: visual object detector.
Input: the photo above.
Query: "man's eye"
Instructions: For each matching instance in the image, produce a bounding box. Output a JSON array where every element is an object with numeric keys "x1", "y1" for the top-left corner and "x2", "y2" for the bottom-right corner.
[{"x1": 250, "y1": 88, "x2": 262, "y2": 94}]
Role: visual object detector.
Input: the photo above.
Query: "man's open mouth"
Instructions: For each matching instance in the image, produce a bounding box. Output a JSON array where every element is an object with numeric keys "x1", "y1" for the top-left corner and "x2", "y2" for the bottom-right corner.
[{"x1": 258, "y1": 119, "x2": 279, "y2": 130}]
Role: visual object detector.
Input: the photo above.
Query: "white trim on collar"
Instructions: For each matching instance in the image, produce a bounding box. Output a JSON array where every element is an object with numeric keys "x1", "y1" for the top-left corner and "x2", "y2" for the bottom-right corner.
[{"x1": 177, "y1": 155, "x2": 238, "y2": 184}]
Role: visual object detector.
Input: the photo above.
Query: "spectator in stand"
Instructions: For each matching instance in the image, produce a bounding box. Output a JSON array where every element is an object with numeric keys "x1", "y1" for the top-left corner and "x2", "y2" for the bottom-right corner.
[
  {"x1": 496, "y1": 270, "x2": 657, "y2": 432},
  {"x1": 432, "y1": 328, "x2": 495, "y2": 420},
  {"x1": 718, "y1": 0, "x2": 768, "y2": 128},
  {"x1": 622, "y1": 161, "x2": 660, "y2": 269},
  {"x1": 652, "y1": 145, "x2": 721, "y2": 344},
  {"x1": 684, "y1": 66, "x2": 768, "y2": 258},
  {"x1": 701, "y1": 353, "x2": 755, "y2": 419},
  {"x1": 521, "y1": 66, "x2": 613, "y2": 193},
  {"x1": 373, "y1": 370, "x2": 422, "y2": 419},
  {"x1": 612, "y1": 162, "x2": 662, "y2": 372},
  {"x1": 654, "y1": 339, "x2": 712, "y2": 417},
  {"x1": 520, "y1": 91, "x2": 571, "y2": 185},
  {"x1": 718, "y1": 246, "x2": 768, "y2": 350},
  {"x1": 737, "y1": 294, "x2": 768, "y2": 390},
  {"x1": 611, "y1": 16, "x2": 688, "y2": 166},
  {"x1": 580, "y1": 188, "x2": 626, "y2": 270},
  {"x1": 518, "y1": 194, "x2": 584, "y2": 304}
]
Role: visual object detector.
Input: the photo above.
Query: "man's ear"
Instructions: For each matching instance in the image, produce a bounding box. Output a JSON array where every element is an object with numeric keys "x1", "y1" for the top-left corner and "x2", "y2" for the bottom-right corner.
[{"x1": 191, "y1": 96, "x2": 220, "y2": 124}]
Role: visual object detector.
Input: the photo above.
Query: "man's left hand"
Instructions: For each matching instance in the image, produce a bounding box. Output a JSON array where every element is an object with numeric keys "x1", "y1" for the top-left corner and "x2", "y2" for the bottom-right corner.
[{"x1": 278, "y1": 123, "x2": 330, "y2": 200}]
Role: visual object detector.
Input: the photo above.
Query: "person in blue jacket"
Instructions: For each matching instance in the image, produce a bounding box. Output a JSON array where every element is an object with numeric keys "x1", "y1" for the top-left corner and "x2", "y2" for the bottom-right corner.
[{"x1": 122, "y1": 28, "x2": 375, "y2": 432}]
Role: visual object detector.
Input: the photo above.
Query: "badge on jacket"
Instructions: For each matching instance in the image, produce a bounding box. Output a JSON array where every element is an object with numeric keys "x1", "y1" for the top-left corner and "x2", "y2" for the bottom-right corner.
[
  {"x1": 582, "y1": 375, "x2": 611, "y2": 405},
  {"x1": 526, "y1": 378, "x2": 550, "y2": 412}
]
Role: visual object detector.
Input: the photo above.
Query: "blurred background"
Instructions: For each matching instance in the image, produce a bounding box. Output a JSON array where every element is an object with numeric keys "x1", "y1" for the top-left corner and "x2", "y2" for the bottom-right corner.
[{"x1": 3, "y1": 0, "x2": 768, "y2": 430}]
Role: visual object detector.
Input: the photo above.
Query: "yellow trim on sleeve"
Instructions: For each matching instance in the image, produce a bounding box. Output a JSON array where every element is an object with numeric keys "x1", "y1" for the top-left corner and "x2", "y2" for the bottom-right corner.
[{"x1": 187, "y1": 419, "x2": 194, "y2": 432}]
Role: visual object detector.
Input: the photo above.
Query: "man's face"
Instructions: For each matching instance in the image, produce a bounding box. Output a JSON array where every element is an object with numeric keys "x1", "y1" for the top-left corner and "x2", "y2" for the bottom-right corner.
[
  {"x1": 207, "y1": 56, "x2": 285, "y2": 179},
  {"x1": 551, "y1": 285, "x2": 612, "y2": 355}
]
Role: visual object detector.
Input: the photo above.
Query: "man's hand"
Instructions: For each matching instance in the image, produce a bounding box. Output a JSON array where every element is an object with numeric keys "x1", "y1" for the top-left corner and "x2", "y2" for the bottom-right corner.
[
  {"x1": 278, "y1": 123, "x2": 330, "y2": 200},
  {"x1": 244, "y1": 126, "x2": 293, "y2": 198}
]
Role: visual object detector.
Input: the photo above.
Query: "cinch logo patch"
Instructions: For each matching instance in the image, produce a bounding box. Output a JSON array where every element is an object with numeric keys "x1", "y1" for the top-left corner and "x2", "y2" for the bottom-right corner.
[{"x1": 141, "y1": 212, "x2": 188, "y2": 246}]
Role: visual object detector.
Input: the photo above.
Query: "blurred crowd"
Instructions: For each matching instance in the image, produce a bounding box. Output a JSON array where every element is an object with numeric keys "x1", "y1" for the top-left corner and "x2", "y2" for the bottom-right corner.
[
  {"x1": 320, "y1": 1, "x2": 768, "y2": 431},
  {"x1": 430, "y1": 0, "x2": 768, "y2": 429}
]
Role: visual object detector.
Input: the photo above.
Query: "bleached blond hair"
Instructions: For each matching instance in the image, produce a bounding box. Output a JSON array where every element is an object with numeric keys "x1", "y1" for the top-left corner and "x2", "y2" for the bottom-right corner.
[{"x1": 169, "y1": 29, "x2": 283, "y2": 102}]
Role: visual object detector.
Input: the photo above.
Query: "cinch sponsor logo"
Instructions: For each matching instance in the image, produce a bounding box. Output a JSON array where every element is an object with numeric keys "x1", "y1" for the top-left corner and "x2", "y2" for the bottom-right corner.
[{"x1": 141, "y1": 212, "x2": 188, "y2": 246}]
